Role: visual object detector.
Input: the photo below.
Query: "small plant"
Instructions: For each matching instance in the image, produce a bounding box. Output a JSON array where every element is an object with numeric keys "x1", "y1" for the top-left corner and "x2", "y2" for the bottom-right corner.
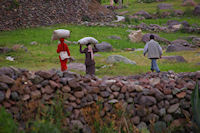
[
  {"x1": 0, "y1": 107, "x2": 19, "y2": 133},
  {"x1": 184, "y1": 7, "x2": 193, "y2": 16},
  {"x1": 191, "y1": 81, "x2": 200, "y2": 133},
  {"x1": 29, "y1": 120, "x2": 61, "y2": 133},
  {"x1": 125, "y1": 15, "x2": 131, "y2": 24}
]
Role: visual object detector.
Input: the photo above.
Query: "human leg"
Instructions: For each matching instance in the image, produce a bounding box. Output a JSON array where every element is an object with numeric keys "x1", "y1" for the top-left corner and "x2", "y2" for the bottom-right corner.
[{"x1": 152, "y1": 59, "x2": 160, "y2": 73}]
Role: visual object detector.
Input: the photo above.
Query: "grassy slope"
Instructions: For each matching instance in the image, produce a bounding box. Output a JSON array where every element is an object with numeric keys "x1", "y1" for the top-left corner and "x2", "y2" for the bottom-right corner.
[{"x1": 0, "y1": 24, "x2": 200, "y2": 77}]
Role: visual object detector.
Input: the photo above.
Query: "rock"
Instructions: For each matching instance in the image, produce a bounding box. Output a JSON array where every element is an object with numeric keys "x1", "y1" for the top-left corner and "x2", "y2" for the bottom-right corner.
[
  {"x1": 134, "y1": 10, "x2": 152, "y2": 19},
  {"x1": 159, "y1": 108, "x2": 166, "y2": 116},
  {"x1": 149, "y1": 78, "x2": 160, "y2": 86},
  {"x1": 192, "y1": 37, "x2": 200, "y2": 46},
  {"x1": 30, "y1": 41, "x2": 38, "y2": 45},
  {"x1": 68, "y1": 79, "x2": 82, "y2": 91},
  {"x1": 167, "y1": 103, "x2": 180, "y2": 113},
  {"x1": 172, "y1": 24, "x2": 182, "y2": 30},
  {"x1": 42, "y1": 85, "x2": 54, "y2": 94},
  {"x1": 96, "y1": 42, "x2": 113, "y2": 52},
  {"x1": 11, "y1": 92, "x2": 19, "y2": 101},
  {"x1": 106, "y1": 55, "x2": 136, "y2": 65},
  {"x1": 62, "y1": 86, "x2": 71, "y2": 93},
  {"x1": 166, "y1": 20, "x2": 181, "y2": 27},
  {"x1": 22, "y1": 94, "x2": 30, "y2": 101},
  {"x1": 83, "y1": 125, "x2": 92, "y2": 133},
  {"x1": 171, "y1": 39, "x2": 191, "y2": 47},
  {"x1": 157, "y1": 3, "x2": 172, "y2": 10},
  {"x1": 0, "y1": 82, "x2": 9, "y2": 90},
  {"x1": 176, "y1": 92, "x2": 186, "y2": 99},
  {"x1": 193, "y1": 5, "x2": 200, "y2": 16},
  {"x1": 166, "y1": 44, "x2": 193, "y2": 52},
  {"x1": 108, "y1": 35, "x2": 121, "y2": 40},
  {"x1": 163, "y1": 88, "x2": 172, "y2": 95},
  {"x1": 0, "y1": 91, "x2": 5, "y2": 102},
  {"x1": 31, "y1": 90, "x2": 41, "y2": 99},
  {"x1": 31, "y1": 75, "x2": 44, "y2": 84},
  {"x1": 100, "y1": 91, "x2": 110, "y2": 98},
  {"x1": 74, "y1": 91, "x2": 84, "y2": 98},
  {"x1": 134, "y1": 85, "x2": 143, "y2": 92},
  {"x1": 0, "y1": 75, "x2": 15, "y2": 84},
  {"x1": 146, "y1": 113, "x2": 159, "y2": 122},
  {"x1": 182, "y1": 0, "x2": 197, "y2": 6},
  {"x1": 174, "y1": 10, "x2": 184, "y2": 16},
  {"x1": 131, "y1": 116, "x2": 140, "y2": 125},
  {"x1": 108, "y1": 99, "x2": 118, "y2": 104},
  {"x1": 35, "y1": 71, "x2": 53, "y2": 79},
  {"x1": 110, "y1": 84, "x2": 120, "y2": 92},
  {"x1": 68, "y1": 63, "x2": 86, "y2": 71},
  {"x1": 128, "y1": 30, "x2": 143, "y2": 43},
  {"x1": 142, "y1": 33, "x2": 170, "y2": 45},
  {"x1": 162, "y1": 56, "x2": 187, "y2": 62},
  {"x1": 139, "y1": 96, "x2": 157, "y2": 106},
  {"x1": 71, "y1": 120, "x2": 83, "y2": 129},
  {"x1": 118, "y1": 10, "x2": 129, "y2": 15},
  {"x1": 137, "y1": 122, "x2": 147, "y2": 130},
  {"x1": 49, "y1": 80, "x2": 59, "y2": 89}
]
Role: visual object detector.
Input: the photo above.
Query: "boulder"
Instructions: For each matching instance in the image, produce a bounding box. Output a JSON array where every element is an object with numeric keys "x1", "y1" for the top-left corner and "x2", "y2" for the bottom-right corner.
[
  {"x1": 139, "y1": 96, "x2": 157, "y2": 106},
  {"x1": 193, "y1": 4, "x2": 200, "y2": 16},
  {"x1": 174, "y1": 10, "x2": 184, "y2": 16},
  {"x1": 96, "y1": 42, "x2": 113, "y2": 52},
  {"x1": 106, "y1": 55, "x2": 136, "y2": 65},
  {"x1": 171, "y1": 39, "x2": 191, "y2": 47},
  {"x1": 11, "y1": 92, "x2": 19, "y2": 101},
  {"x1": 128, "y1": 30, "x2": 143, "y2": 43},
  {"x1": 166, "y1": 44, "x2": 193, "y2": 52},
  {"x1": 166, "y1": 20, "x2": 181, "y2": 27},
  {"x1": 68, "y1": 63, "x2": 86, "y2": 72},
  {"x1": 182, "y1": 0, "x2": 197, "y2": 6},
  {"x1": 162, "y1": 56, "x2": 187, "y2": 62},
  {"x1": 142, "y1": 33, "x2": 170, "y2": 44},
  {"x1": 192, "y1": 37, "x2": 200, "y2": 47},
  {"x1": 133, "y1": 10, "x2": 152, "y2": 19},
  {"x1": 0, "y1": 47, "x2": 12, "y2": 54},
  {"x1": 157, "y1": 3, "x2": 172, "y2": 10},
  {"x1": 167, "y1": 103, "x2": 180, "y2": 113},
  {"x1": 35, "y1": 71, "x2": 53, "y2": 79}
]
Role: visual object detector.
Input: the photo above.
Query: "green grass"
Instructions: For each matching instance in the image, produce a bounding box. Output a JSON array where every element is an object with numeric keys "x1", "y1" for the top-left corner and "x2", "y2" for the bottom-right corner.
[{"x1": 0, "y1": 24, "x2": 200, "y2": 77}]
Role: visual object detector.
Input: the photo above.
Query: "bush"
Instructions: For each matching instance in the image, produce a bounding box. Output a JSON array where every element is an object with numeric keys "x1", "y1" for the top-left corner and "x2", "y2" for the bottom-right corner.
[{"x1": 0, "y1": 108, "x2": 19, "y2": 133}]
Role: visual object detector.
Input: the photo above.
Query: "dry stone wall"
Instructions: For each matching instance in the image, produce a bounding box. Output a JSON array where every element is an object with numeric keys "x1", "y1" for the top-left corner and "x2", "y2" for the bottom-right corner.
[{"x1": 0, "y1": 67, "x2": 200, "y2": 131}]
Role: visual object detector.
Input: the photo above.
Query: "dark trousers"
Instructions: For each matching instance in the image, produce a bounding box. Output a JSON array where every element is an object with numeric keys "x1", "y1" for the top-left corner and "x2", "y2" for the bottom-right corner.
[{"x1": 86, "y1": 64, "x2": 95, "y2": 75}]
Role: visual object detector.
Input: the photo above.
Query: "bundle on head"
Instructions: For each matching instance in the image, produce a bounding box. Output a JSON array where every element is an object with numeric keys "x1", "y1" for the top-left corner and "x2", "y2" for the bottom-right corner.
[
  {"x1": 52, "y1": 29, "x2": 70, "y2": 40},
  {"x1": 78, "y1": 37, "x2": 98, "y2": 45}
]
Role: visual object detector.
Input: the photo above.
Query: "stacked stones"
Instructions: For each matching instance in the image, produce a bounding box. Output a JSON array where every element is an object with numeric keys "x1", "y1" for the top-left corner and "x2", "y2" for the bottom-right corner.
[{"x1": 0, "y1": 67, "x2": 199, "y2": 132}]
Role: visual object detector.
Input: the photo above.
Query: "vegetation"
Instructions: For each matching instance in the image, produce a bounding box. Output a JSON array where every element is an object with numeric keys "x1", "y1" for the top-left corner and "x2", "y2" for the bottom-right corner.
[{"x1": 191, "y1": 82, "x2": 200, "y2": 133}]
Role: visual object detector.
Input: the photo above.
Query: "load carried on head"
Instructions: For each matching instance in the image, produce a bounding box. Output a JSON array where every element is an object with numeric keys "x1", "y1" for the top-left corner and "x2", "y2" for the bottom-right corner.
[
  {"x1": 78, "y1": 37, "x2": 98, "y2": 45},
  {"x1": 52, "y1": 29, "x2": 71, "y2": 40}
]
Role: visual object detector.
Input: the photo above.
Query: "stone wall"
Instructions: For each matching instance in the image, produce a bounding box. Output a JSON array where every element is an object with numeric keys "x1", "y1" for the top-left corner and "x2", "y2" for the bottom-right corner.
[
  {"x1": 0, "y1": 0, "x2": 115, "y2": 31},
  {"x1": 0, "y1": 67, "x2": 199, "y2": 132}
]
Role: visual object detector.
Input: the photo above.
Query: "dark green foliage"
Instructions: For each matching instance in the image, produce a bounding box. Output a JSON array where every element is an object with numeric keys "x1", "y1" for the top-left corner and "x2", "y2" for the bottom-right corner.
[
  {"x1": 82, "y1": 15, "x2": 91, "y2": 22},
  {"x1": 125, "y1": 15, "x2": 131, "y2": 24},
  {"x1": 191, "y1": 81, "x2": 200, "y2": 133},
  {"x1": 0, "y1": 108, "x2": 19, "y2": 133}
]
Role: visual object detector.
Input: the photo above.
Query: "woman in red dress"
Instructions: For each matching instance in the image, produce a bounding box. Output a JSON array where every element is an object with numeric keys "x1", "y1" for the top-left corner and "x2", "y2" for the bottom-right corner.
[{"x1": 57, "y1": 38, "x2": 70, "y2": 71}]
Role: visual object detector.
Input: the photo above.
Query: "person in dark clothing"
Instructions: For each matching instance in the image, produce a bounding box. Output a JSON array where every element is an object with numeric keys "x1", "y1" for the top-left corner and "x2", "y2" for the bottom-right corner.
[{"x1": 80, "y1": 43, "x2": 98, "y2": 75}]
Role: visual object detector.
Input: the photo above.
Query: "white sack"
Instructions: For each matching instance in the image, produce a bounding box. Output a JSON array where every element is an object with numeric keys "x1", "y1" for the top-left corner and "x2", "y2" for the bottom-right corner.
[
  {"x1": 78, "y1": 37, "x2": 98, "y2": 45},
  {"x1": 52, "y1": 29, "x2": 70, "y2": 40}
]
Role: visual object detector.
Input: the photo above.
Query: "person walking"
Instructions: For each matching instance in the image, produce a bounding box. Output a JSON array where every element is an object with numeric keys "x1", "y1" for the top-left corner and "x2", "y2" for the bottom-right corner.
[
  {"x1": 57, "y1": 38, "x2": 71, "y2": 71},
  {"x1": 80, "y1": 43, "x2": 98, "y2": 75},
  {"x1": 143, "y1": 35, "x2": 162, "y2": 73}
]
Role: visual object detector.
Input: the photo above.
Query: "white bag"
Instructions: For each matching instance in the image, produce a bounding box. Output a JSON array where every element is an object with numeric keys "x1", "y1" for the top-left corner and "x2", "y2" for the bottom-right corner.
[
  {"x1": 60, "y1": 51, "x2": 69, "y2": 60},
  {"x1": 78, "y1": 37, "x2": 98, "y2": 45},
  {"x1": 52, "y1": 29, "x2": 70, "y2": 40}
]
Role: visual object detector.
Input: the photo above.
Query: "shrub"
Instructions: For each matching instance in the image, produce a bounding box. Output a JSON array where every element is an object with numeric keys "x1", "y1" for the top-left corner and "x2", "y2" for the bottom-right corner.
[{"x1": 0, "y1": 108, "x2": 19, "y2": 133}]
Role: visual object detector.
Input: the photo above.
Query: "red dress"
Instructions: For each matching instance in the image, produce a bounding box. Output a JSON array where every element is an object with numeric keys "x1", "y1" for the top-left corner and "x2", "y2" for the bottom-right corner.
[{"x1": 57, "y1": 38, "x2": 70, "y2": 71}]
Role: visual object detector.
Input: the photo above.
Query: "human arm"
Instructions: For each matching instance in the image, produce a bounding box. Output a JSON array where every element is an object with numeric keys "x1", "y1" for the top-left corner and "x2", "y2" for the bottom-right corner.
[
  {"x1": 57, "y1": 44, "x2": 60, "y2": 53},
  {"x1": 93, "y1": 44, "x2": 98, "y2": 53},
  {"x1": 79, "y1": 44, "x2": 85, "y2": 53},
  {"x1": 143, "y1": 43, "x2": 148, "y2": 56},
  {"x1": 158, "y1": 44, "x2": 162, "y2": 58}
]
